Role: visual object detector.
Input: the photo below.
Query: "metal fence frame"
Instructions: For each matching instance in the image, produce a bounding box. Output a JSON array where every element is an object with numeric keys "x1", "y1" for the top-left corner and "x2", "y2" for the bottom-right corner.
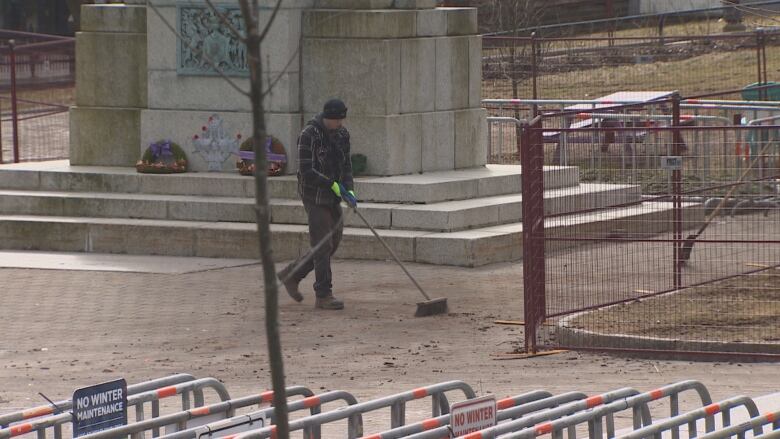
[
  {"x1": 0, "y1": 373, "x2": 197, "y2": 429},
  {"x1": 0, "y1": 34, "x2": 74, "y2": 164},
  {"x1": 379, "y1": 390, "x2": 609, "y2": 439},
  {"x1": 78, "y1": 386, "x2": 324, "y2": 439},
  {"x1": 402, "y1": 387, "x2": 652, "y2": 439},
  {"x1": 2, "y1": 376, "x2": 776, "y2": 439},
  {"x1": 483, "y1": 30, "x2": 779, "y2": 105},
  {"x1": 485, "y1": 98, "x2": 780, "y2": 170},
  {"x1": 696, "y1": 410, "x2": 780, "y2": 439},
  {"x1": 490, "y1": 381, "x2": 713, "y2": 439},
  {"x1": 0, "y1": 378, "x2": 231, "y2": 439},
  {"x1": 618, "y1": 396, "x2": 761, "y2": 439},
  {"x1": 513, "y1": 90, "x2": 780, "y2": 356},
  {"x1": 231, "y1": 381, "x2": 477, "y2": 439},
  {"x1": 358, "y1": 390, "x2": 556, "y2": 439},
  {"x1": 408, "y1": 380, "x2": 714, "y2": 439},
  {"x1": 161, "y1": 390, "x2": 358, "y2": 439}
]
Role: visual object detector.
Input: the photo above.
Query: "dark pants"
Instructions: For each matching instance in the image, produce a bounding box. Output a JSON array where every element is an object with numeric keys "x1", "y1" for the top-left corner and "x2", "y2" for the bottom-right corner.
[{"x1": 285, "y1": 201, "x2": 343, "y2": 297}]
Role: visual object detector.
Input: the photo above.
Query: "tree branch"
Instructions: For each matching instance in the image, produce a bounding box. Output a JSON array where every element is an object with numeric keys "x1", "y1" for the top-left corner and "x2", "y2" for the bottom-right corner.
[
  {"x1": 261, "y1": 45, "x2": 300, "y2": 100},
  {"x1": 204, "y1": 0, "x2": 247, "y2": 43},
  {"x1": 259, "y1": 0, "x2": 283, "y2": 42}
]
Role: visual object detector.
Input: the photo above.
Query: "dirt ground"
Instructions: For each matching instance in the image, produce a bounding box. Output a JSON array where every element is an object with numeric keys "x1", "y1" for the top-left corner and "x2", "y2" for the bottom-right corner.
[
  {"x1": 569, "y1": 271, "x2": 780, "y2": 343},
  {"x1": 1, "y1": 257, "x2": 779, "y2": 436}
]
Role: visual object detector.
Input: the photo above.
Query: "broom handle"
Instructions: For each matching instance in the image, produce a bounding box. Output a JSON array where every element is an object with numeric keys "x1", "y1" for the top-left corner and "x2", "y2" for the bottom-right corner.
[
  {"x1": 353, "y1": 208, "x2": 433, "y2": 301},
  {"x1": 694, "y1": 135, "x2": 774, "y2": 235},
  {"x1": 278, "y1": 214, "x2": 345, "y2": 283}
]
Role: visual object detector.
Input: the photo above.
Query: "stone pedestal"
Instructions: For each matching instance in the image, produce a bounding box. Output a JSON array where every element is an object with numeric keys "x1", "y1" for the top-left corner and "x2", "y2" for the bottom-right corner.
[
  {"x1": 70, "y1": 5, "x2": 147, "y2": 166},
  {"x1": 302, "y1": 5, "x2": 486, "y2": 175},
  {"x1": 71, "y1": 1, "x2": 486, "y2": 176}
]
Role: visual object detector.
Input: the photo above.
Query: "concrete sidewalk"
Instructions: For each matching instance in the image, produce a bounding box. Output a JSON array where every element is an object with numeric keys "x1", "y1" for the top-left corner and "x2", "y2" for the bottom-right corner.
[{"x1": 0, "y1": 250, "x2": 259, "y2": 274}]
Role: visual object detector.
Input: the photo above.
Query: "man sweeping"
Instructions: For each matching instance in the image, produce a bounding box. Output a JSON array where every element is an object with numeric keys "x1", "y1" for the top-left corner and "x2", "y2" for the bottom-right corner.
[{"x1": 277, "y1": 98, "x2": 357, "y2": 310}]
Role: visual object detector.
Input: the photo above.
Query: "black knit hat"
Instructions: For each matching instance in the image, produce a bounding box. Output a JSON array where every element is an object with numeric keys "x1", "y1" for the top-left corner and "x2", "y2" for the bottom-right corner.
[{"x1": 323, "y1": 98, "x2": 348, "y2": 119}]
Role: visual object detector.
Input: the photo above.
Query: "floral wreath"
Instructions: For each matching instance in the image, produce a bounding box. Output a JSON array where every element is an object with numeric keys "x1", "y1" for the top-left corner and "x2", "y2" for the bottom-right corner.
[
  {"x1": 236, "y1": 135, "x2": 287, "y2": 177},
  {"x1": 136, "y1": 139, "x2": 188, "y2": 174}
]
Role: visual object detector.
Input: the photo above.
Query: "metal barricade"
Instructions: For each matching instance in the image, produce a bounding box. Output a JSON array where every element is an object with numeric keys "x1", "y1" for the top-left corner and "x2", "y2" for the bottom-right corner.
[
  {"x1": 483, "y1": 99, "x2": 780, "y2": 113},
  {"x1": 487, "y1": 116, "x2": 525, "y2": 164},
  {"x1": 695, "y1": 410, "x2": 780, "y2": 439},
  {"x1": 359, "y1": 390, "x2": 556, "y2": 439},
  {"x1": 163, "y1": 390, "x2": 359, "y2": 439},
  {"x1": 0, "y1": 373, "x2": 197, "y2": 429},
  {"x1": 0, "y1": 378, "x2": 230, "y2": 439},
  {"x1": 402, "y1": 388, "x2": 642, "y2": 439},
  {"x1": 0, "y1": 36, "x2": 74, "y2": 163},
  {"x1": 484, "y1": 98, "x2": 780, "y2": 176},
  {"x1": 496, "y1": 381, "x2": 713, "y2": 439},
  {"x1": 618, "y1": 396, "x2": 762, "y2": 439},
  {"x1": 232, "y1": 381, "x2": 477, "y2": 439},
  {"x1": 78, "y1": 386, "x2": 316, "y2": 439}
]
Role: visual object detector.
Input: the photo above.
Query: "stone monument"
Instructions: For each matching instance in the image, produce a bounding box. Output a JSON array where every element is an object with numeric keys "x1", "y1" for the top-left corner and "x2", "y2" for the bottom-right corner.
[
  {"x1": 0, "y1": 1, "x2": 678, "y2": 267},
  {"x1": 69, "y1": 3, "x2": 147, "y2": 166},
  {"x1": 70, "y1": 0, "x2": 486, "y2": 176}
]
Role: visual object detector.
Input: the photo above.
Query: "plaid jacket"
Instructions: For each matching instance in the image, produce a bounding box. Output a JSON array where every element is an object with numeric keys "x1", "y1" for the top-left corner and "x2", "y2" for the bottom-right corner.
[{"x1": 297, "y1": 115, "x2": 354, "y2": 205}]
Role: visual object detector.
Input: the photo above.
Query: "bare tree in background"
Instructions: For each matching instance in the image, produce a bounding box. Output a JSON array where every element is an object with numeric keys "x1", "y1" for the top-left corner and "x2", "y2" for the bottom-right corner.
[
  {"x1": 147, "y1": 0, "x2": 293, "y2": 436},
  {"x1": 486, "y1": 0, "x2": 544, "y2": 159},
  {"x1": 236, "y1": 1, "x2": 292, "y2": 437},
  {"x1": 488, "y1": 0, "x2": 543, "y2": 102}
]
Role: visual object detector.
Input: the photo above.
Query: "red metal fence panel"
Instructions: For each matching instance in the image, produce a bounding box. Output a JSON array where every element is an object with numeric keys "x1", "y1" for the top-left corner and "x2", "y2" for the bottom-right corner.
[
  {"x1": 0, "y1": 34, "x2": 74, "y2": 163},
  {"x1": 519, "y1": 95, "x2": 780, "y2": 357}
]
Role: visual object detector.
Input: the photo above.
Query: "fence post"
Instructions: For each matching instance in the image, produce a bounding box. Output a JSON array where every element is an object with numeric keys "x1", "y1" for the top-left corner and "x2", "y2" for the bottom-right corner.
[
  {"x1": 521, "y1": 117, "x2": 545, "y2": 353},
  {"x1": 30, "y1": 52, "x2": 36, "y2": 81},
  {"x1": 672, "y1": 94, "x2": 683, "y2": 289},
  {"x1": 756, "y1": 30, "x2": 766, "y2": 100},
  {"x1": 761, "y1": 31, "x2": 768, "y2": 101},
  {"x1": 658, "y1": 15, "x2": 666, "y2": 45},
  {"x1": 9, "y1": 39, "x2": 20, "y2": 163},
  {"x1": 606, "y1": 0, "x2": 615, "y2": 47},
  {"x1": 531, "y1": 32, "x2": 538, "y2": 116}
]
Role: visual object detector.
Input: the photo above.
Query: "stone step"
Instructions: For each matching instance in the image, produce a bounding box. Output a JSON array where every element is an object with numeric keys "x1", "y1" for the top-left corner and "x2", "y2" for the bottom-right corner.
[
  {"x1": 0, "y1": 189, "x2": 258, "y2": 223},
  {"x1": 0, "y1": 161, "x2": 579, "y2": 204},
  {"x1": 415, "y1": 201, "x2": 703, "y2": 265},
  {"x1": 0, "y1": 183, "x2": 640, "y2": 232},
  {"x1": 0, "y1": 202, "x2": 701, "y2": 267}
]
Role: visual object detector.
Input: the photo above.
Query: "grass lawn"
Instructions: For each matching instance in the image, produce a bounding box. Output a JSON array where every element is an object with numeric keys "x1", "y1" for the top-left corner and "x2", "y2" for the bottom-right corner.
[{"x1": 484, "y1": 13, "x2": 780, "y2": 100}]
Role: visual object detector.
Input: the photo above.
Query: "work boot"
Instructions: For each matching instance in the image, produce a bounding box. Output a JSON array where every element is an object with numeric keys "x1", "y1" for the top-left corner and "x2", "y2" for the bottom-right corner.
[
  {"x1": 277, "y1": 267, "x2": 303, "y2": 302},
  {"x1": 315, "y1": 295, "x2": 344, "y2": 310}
]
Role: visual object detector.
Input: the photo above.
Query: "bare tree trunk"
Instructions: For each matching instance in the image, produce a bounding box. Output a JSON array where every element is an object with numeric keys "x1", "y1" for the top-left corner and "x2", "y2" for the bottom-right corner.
[{"x1": 237, "y1": 1, "x2": 290, "y2": 438}]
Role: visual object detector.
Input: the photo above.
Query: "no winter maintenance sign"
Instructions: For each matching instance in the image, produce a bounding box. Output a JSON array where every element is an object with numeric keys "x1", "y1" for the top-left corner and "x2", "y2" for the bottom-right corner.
[
  {"x1": 72, "y1": 379, "x2": 128, "y2": 437},
  {"x1": 450, "y1": 395, "x2": 497, "y2": 436}
]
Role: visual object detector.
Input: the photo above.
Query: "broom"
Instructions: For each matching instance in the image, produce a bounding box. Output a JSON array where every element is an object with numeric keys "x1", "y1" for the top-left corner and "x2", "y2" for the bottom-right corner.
[{"x1": 351, "y1": 208, "x2": 449, "y2": 317}]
